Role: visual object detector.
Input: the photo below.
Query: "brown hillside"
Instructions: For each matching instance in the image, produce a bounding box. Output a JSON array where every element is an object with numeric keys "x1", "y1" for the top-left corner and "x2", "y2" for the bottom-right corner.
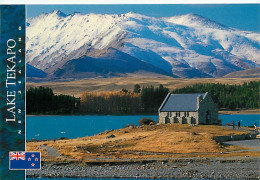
[
  {"x1": 26, "y1": 76, "x2": 260, "y2": 97},
  {"x1": 224, "y1": 68, "x2": 260, "y2": 78}
]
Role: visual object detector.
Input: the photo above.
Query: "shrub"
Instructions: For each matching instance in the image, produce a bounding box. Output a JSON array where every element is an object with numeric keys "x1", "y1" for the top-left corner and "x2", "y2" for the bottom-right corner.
[{"x1": 139, "y1": 118, "x2": 154, "y2": 126}]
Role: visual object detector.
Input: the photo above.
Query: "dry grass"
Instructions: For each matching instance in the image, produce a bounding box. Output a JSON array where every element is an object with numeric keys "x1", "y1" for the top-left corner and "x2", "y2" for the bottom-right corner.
[
  {"x1": 26, "y1": 124, "x2": 259, "y2": 162},
  {"x1": 26, "y1": 142, "x2": 47, "y2": 157},
  {"x1": 27, "y1": 76, "x2": 260, "y2": 97}
]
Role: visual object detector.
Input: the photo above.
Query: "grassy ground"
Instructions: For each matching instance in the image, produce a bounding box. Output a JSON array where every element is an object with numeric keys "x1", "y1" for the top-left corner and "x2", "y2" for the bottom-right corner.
[
  {"x1": 27, "y1": 76, "x2": 260, "y2": 97},
  {"x1": 26, "y1": 124, "x2": 260, "y2": 162}
]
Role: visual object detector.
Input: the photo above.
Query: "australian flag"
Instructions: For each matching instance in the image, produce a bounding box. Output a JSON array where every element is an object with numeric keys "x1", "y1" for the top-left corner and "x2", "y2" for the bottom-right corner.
[{"x1": 9, "y1": 151, "x2": 41, "y2": 170}]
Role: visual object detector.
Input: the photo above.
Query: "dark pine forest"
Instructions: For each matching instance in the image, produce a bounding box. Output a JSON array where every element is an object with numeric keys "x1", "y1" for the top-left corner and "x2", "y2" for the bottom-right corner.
[{"x1": 26, "y1": 86, "x2": 79, "y2": 114}]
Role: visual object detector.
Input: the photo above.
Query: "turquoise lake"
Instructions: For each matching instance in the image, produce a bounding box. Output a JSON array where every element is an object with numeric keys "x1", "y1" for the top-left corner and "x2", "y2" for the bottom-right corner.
[{"x1": 26, "y1": 114, "x2": 260, "y2": 140}]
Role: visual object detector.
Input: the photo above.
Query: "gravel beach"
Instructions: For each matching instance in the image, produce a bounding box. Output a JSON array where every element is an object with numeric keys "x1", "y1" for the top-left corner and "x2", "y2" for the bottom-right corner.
[{"x1": 26, "y1": 157, "x2": 260, "y2": 179}]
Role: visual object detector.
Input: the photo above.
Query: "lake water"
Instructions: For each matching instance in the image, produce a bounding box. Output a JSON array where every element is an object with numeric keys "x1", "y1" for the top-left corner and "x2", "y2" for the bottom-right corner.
[{"x1": 26, "y1": 114, "x2": 260, "y2": 140}]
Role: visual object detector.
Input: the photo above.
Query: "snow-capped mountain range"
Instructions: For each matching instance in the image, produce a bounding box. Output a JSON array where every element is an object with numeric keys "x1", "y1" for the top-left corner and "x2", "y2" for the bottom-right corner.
[{"x1": 26, "y1": 10, "x2": 260, "y2": 79}]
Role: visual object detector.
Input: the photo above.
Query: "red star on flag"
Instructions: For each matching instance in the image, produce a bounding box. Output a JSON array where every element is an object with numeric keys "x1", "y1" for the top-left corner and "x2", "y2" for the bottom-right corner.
[
  {"x1": 28, "y1": 157, "x2": 31, "y2": 161},
  {"x1": 31, "y1": 154, "x2": 35, "y2": 157},
  {"x1": 35, "y1": 158, "x2": 38, "y2": 161},
  {"x1": 31, "y1": 163, "x2": 35, "y2": 167}
]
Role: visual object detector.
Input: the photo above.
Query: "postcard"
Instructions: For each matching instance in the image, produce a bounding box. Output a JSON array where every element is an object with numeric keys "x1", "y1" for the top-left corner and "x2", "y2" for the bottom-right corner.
[{"x1": 0, "y1": 1, "x2": 259, "y2": 180}]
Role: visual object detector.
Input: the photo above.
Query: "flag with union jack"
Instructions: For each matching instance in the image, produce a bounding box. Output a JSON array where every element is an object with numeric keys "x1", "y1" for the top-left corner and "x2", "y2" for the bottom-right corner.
[{"x1": 9, "y1": 151, "x2": 41, "y2": 170}]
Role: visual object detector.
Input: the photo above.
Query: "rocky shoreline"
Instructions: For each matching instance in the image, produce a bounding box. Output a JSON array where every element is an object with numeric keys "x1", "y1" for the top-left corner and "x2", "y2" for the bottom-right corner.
[{"x1": 26, "y1": 157, "x2": 260, "y2": 179}]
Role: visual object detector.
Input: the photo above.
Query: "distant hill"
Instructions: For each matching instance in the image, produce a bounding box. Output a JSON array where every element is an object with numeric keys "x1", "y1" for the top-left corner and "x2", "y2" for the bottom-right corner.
[
  {"x1": 223, "y1": 68, "x2": 260, "y2": 78},
  {"x1": 26, "y1": 63, "x2": 47, "y2": 78},
  {"x1": 52, "y1": 49, "x2": 174, "y2": 79}
]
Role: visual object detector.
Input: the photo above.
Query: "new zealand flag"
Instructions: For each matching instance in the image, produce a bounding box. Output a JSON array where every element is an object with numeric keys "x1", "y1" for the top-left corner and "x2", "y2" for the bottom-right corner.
[{"x1": 9, "y1": 151, "x2": 41, "y2": 170}]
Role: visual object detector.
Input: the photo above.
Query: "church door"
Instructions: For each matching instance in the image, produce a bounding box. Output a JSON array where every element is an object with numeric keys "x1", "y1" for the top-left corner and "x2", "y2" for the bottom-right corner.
[{"x1": 206, "y1": 111, "x2": 211, "y2": 124}]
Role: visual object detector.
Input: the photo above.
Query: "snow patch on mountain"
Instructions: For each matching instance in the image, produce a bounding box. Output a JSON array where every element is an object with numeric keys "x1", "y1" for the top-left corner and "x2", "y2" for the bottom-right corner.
[
  {"x1": 26, "y1": 11, "x2": 260, "y2": 78},
  {"x1": 163, "y1": 13, "x2": 227, "y2": 29}
]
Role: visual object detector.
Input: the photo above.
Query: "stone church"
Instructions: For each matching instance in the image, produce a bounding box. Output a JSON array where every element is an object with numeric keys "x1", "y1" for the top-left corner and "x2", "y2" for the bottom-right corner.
[{"x1": 158, "y1": 92, "x2": 219, "y2": 125}]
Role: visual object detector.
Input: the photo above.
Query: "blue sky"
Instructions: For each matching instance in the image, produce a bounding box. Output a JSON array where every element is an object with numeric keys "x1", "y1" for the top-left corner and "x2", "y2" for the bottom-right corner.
[{"x1": 27, "y1": 4, "x2": 260, "y2": 32}]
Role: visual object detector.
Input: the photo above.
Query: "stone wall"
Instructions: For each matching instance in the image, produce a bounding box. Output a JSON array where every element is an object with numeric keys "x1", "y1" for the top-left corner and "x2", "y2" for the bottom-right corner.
[
  {"x1": 213, "y1": 134, "x2": 257, "y2": 142},
  {"x1": 197, "y1": 94, "x2": 218, "y2": 124},
  {"x1": 159, "y1": 111, "x2": 198, "y2": 124}
]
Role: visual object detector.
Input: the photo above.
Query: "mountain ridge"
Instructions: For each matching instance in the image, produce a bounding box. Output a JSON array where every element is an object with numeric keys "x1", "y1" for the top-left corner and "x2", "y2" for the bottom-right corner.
[{"x1": 26, "y1": 10, "x2": 260, "y2": 80}]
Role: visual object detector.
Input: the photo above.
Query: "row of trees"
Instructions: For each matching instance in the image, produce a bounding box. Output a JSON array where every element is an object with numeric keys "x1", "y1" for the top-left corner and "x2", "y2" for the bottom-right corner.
[
  {"x1": 79, "y1": 84, "x2": 169, "y2": 114},
  {"x1": 172, "y1": 81, "x2": 259, "y2": 110},
  {"x1": 80, "y1": 91, "x2": 141, "y2": 114},
  {"x1": 26, "y1": 86, "x2": 79, "y2": 114},
  {"x1": 140, "y1": 84, "x2": 169, "y2": 112},
  {"x1": 26, "y1": 81, "x2": 259, "y2": 115}
]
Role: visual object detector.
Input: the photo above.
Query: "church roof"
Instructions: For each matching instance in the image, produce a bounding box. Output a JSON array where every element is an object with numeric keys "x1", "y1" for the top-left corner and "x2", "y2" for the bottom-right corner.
[{"x1": 158, "y1": 92, "x2": 208, "y2": 112}]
